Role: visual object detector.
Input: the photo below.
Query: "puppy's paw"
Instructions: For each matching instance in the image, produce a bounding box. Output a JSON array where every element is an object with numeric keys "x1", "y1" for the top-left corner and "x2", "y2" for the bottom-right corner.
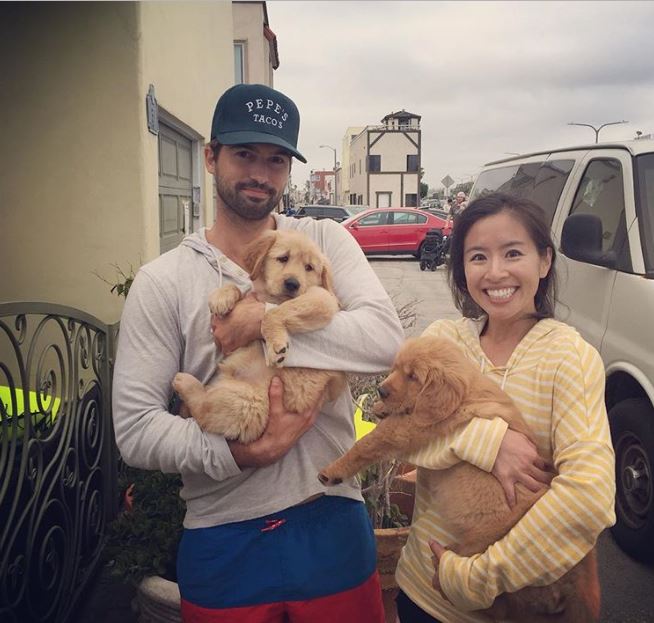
[
  {"x1": 209, "y1": 285, "x2": 242, "y2": 317},
  {"x1": 264, "y1": 332, "x2": 290, "y2": 367},
  {"x1": 172, "y1": 372, "x2": 202, "y2": 399},
  {"x1": 318, "y1": 471, "x2": 343, "y2": 487}
]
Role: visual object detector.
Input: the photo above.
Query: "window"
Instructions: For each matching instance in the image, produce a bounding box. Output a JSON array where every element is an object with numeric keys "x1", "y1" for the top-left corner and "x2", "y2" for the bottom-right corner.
[
  {"x1": 407, "y1": 155, "x2": 419, "y2": 172},
  {"x1": 405, "y1": 193, "x2": 418, "y2": 207},
  {"x1": 368, "y1": 155, "x2": 381, "y2": 172},
  {"x1": 234, "y1": 42, "x2": 246, "y2": 84},
  {"x1": 471, "y1": 159, "x2": 574, "y2": 226},
  {"x1": 359, "y1": 212, "x2": 388, "y2": 226},
  {"x1": 570, "y1": 158, "x2": 630, "y2": 270},
  {"x1": 391, "y1": 211, "x2": 418, "y2": 225}
]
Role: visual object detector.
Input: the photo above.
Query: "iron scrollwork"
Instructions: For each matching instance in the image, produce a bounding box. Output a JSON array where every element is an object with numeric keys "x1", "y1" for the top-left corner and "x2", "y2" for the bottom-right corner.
[{"x1": 0, "y1": 303, "x2": 116, "y2": 623}]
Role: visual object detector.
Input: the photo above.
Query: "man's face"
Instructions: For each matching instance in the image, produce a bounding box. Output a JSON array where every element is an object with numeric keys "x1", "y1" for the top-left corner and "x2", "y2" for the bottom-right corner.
[{"x1": 206, "y1": 144, "x2": 291, "y2": 220}]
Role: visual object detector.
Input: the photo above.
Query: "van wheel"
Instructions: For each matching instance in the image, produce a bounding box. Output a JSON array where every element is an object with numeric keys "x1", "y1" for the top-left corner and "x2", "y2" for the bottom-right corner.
[{"x1": 609, "y1": 398, "x2": 654, "y2": 563}]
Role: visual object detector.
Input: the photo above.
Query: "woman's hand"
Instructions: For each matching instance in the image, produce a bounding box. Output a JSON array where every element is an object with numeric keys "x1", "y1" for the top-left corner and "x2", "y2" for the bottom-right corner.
[
  {"x1": 211, "y1": 292, "x2": 264, "y2": 355},
  {"x1": 228, "y1": 377, "x2": 322, "y2": 468},
  {"x1": 492, "y1": 429, "x2": 554, "y2": 507},
  {"x1": 428, "y1": 539, "x2": 448, "y2": 597}
]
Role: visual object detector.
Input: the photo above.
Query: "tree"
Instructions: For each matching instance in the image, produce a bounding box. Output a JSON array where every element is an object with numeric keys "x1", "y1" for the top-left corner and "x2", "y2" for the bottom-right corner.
[
  {"x1": 420, "y1": 182, "x2": 429, "y2": 198},
  {"x1": 419, "y1": 167, "x2": 429, "y2": 199}
]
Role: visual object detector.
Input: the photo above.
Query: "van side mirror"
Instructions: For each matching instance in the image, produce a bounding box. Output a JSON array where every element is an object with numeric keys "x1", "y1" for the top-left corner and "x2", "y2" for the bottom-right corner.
[{"x1": 561, "y1": 213, "x2": 616, "y2": 269}]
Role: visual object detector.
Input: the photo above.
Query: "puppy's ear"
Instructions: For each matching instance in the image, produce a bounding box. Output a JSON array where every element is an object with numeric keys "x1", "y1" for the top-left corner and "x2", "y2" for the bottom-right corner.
[
  {"x1": 243, "y1": 231, "x2": 277, "y2": 279},
  {"x1": 413, "y1": 360, "x2": 467, "y2": 422},
  {"x1": 320, "y1": 259, "x2": 336, "y2": 294}
]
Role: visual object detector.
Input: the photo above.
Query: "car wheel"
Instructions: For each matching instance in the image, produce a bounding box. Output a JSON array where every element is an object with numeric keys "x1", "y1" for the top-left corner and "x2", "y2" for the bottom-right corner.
[
  {"x1": 415, "y1": 241, "x2": 426, "y2": 259},
  {"x1": 609, "y1": 397, "x2": 654, "y2": 563}
]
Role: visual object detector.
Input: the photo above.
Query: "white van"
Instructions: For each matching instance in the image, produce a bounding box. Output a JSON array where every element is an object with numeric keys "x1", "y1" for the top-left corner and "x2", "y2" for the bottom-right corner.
[{"x1": 470, "y1": 139, "x2": 654, "y2": 562}]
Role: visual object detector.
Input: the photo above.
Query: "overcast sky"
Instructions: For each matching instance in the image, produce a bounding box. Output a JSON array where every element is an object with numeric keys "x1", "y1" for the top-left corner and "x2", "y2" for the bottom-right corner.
[{"x1": 266, "y1": 0, "x2": 654, "y2": 193}]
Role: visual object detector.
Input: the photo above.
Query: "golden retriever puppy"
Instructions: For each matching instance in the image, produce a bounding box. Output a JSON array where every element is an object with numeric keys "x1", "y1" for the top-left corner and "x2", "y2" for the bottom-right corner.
[
  {"x1": 319, "y1": 335, "x2": 599, "y2": 623},
  {"x1": 173, "y1": 230, "x2": 346, "y2": 443}
]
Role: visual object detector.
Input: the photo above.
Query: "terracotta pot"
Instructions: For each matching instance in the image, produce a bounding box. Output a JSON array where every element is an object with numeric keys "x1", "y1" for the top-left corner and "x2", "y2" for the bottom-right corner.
[{"x1": 137, "y1": 575, "x2": 181, "y2": 623}]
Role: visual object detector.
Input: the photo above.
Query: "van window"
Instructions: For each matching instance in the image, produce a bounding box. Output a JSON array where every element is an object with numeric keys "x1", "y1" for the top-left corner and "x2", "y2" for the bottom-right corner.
[
  {"x1": 635, "y1": 153, "x2": 654, "y2": 275},
  {"x1": 570, "y1": 158, "x2": 631, "y2": 271},
  {"x1": 471, "y1": 159, "x2": 574, "y2": 226}
]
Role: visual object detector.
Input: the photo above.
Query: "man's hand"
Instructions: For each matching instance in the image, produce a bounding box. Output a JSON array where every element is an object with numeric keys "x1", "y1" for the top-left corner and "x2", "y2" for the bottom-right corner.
[
  {"x1": 228, "y1": 377, "x2": 322, "y2": 468},
  {"x1": 212, "y1": 292, "x2": 264, "y2": 355},
  {"x1": 492, "y1": 429, "x2": 554, "y2": 508}
]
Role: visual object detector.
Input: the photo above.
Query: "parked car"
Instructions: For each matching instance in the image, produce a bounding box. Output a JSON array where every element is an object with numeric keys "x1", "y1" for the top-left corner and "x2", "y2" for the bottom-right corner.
[
  {"x1": 293, "y1": 205, "x2": 361, "y2": 223},
  {"x1": 341, "y1": 207, "x2": 451, "y2": 256},
  {"x1": 420, "y1": 206, "x2": 451, "y2": 220},
  {"x1": 470, "y1": 139, "x2": 654, "y2": 563}
]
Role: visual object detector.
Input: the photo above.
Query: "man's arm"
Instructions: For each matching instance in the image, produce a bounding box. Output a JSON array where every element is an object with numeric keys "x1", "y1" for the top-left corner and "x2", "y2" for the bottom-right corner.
[{"x1": 112, "y1": 269, "x2": 242, "y2": 480}]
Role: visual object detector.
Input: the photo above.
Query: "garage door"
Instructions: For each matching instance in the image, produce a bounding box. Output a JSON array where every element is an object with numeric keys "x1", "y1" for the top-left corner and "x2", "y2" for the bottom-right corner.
[{"x1": 159, "y1": 124, "x2": 193, "y2": 254}]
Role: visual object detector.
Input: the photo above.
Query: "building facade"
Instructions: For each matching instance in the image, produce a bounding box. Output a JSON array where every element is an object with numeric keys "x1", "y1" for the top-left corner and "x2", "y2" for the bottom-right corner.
[
  {"x1": 309, "y1": 170, "x2": 336, "y2": 204},
  {"x1": 344, "y1": 110, "x2": 421, "y2": 208},
  {"x1": 1, "y1": 1, "x2": 278, "y2": 324}
]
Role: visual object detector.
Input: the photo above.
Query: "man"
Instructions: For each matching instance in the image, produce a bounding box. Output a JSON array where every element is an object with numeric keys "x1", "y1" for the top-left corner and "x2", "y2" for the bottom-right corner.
[
  {"x1": 112, "y1": 83, "x2": 404, "y2": 622},
  {"x1": 450, "y1": 191, "x2": 467, "y2": 219}
]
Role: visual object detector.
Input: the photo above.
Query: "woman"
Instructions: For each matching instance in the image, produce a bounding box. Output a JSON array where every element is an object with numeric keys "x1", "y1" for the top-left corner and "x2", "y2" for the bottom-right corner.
[{"x1": 395, "y1": 192, "x2": 616, "y2": 622}]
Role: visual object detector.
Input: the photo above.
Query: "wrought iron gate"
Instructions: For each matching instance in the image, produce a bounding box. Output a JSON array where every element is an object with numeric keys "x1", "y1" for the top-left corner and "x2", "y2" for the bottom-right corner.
[{"x1": 0, "y1": 303, "x2": 118, "y2": 623}]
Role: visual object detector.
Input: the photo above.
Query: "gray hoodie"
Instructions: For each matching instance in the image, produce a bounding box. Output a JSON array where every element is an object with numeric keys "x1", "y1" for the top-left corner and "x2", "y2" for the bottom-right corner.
[{"x1": 112, "y1": 214, "x2": 404, "y2": 528}]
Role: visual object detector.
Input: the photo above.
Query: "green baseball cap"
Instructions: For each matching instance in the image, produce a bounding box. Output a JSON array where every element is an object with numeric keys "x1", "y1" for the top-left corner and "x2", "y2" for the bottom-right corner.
[{"x1": 210, "y1": 83, "x2": 306, "y2": 163}]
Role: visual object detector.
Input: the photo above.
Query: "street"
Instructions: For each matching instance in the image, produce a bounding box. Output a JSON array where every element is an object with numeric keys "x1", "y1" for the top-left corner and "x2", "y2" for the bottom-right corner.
[{"x1": 368, "y1": 257, "x2": 654, "y2": 623}]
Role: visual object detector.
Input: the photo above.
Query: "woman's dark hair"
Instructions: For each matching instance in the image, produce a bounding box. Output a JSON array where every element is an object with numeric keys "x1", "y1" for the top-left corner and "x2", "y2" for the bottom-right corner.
[{"x1": 447, "y1": 192, "x2": 557, "y2": 319}]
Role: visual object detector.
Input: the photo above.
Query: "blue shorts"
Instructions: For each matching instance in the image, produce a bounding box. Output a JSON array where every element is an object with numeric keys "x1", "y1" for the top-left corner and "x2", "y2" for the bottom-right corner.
[{"x1": 177, "y1": 495, "x2": 384, "y2": 622}]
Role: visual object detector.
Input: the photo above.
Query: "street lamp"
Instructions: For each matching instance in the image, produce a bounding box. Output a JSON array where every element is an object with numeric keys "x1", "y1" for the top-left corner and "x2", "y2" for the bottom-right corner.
[
  {"x1": 567, "y1": 120, "x2": 628, "y2": 144},
  {"x1": 319, "y1": 144, "x2": 338, "y2": 205}
]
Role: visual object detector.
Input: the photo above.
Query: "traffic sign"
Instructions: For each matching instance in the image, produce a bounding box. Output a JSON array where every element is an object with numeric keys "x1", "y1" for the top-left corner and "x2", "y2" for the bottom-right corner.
[{"x1": 441, "y1": 175, "x2": 455, "y2": 188}]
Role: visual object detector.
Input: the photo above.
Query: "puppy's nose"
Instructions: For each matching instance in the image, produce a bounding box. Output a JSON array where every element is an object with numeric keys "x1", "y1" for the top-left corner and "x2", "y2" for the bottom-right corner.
[
  {"x1": 284, "y1": 278, "x2": 300, "y2": 293},
  {"x1": 378, "y1": 385, "x2": 389, "y2": 399}
]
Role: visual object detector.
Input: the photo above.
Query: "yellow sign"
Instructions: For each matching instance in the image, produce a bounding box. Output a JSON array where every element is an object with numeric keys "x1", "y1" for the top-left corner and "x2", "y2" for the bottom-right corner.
[
  {"x1": 354, "y1": 393, "x2": 376, "y2": 440},
  {"x1": 0, "y1": 385, "x2": 61, "y2": 420}
]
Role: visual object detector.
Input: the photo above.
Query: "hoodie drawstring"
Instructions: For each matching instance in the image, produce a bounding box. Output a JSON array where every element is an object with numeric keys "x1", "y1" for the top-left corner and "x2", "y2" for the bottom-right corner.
[{"x1": 479, "y1": 357, "x2": 510, "y2": 390}]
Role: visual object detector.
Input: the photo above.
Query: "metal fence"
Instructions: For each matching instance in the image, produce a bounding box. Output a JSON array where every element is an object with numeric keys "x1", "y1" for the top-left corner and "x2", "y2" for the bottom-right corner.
[{"x1": 0, "y1": 303, "x2": 119, "y2": 623}]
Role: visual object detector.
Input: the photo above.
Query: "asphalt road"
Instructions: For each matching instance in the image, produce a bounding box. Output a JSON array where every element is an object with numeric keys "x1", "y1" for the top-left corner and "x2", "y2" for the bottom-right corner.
[{"x1": 368, "y1": 256, "x2": 654, "y2": 623}]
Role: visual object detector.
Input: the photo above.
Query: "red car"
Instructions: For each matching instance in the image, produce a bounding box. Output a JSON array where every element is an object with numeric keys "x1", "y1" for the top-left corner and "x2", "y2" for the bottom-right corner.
[{"x1": 342, "y1": 207, "x2": 452, "y2": 256}]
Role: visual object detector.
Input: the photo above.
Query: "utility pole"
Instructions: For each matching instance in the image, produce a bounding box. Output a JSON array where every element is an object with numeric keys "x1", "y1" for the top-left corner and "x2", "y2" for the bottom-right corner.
[
  {"x1": 567, "y1": 120, "x2": 628, "y2": 143},
  {"x1": 319, "y1": 144, "x2": 338, "y2": 205}
]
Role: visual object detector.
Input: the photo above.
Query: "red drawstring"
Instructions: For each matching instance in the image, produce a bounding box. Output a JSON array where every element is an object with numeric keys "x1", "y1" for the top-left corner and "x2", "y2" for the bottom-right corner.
[{"x1": 260, "y1": 518, "x2": 286, "y2": 532}]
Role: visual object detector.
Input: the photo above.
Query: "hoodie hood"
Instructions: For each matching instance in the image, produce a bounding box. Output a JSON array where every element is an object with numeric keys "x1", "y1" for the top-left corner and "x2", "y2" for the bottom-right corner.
[{"x1": 181, "y1": 228, "x2": 252, "y2": 290}]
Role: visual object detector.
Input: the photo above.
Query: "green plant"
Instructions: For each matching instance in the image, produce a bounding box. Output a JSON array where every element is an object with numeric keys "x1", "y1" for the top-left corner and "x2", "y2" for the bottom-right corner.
[
  {"x1": 104, "y1": 466, "x2": 185, "y2": 585},
  {"x1": 93, "y1": 263, "x2": 137, "y2": 298}
]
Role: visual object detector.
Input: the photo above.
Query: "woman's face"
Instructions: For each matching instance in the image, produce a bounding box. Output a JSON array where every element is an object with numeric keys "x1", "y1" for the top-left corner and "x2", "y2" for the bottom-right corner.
[{"x1": 463, "y1": 210, "x2": 552, "y2": 326}]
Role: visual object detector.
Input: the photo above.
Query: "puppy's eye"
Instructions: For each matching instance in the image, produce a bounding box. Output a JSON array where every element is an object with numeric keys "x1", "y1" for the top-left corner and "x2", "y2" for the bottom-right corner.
[
  {"x1": 277, "y1": 255, "x2": 289, "y2": 263},
  {"x1": 407, "y1": 372, "x2": 418, "y2": 382},
  {"x1": 305, "y1": 264, "x2": 314, "y2": 272}
]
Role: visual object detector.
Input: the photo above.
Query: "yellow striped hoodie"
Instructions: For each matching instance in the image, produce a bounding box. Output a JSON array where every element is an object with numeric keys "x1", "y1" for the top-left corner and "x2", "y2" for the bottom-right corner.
[{"x1": 395, "y1": 317, "x2": 616, "y2": 622}]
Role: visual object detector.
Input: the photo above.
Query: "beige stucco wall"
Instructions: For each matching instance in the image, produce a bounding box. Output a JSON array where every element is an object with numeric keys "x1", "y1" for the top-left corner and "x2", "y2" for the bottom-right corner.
[
  {"x1": 233, "y1": 1, "x2": 272, "y2": 86},
  {"x1": 138, "y1": 2, "x2": 234, "y2": 262},
  {"x1": 1, "y1": 3, "x2": 143, "y2": 324},
  {"x1": 0, "y1": 2, "x2": 234, "y2": 324},
  {"x1": 369, "y1": 173, "x2": 419, "y2": 207},
  {"x1": 370, "y1": 131, "x2": 420, "y2": 171}
]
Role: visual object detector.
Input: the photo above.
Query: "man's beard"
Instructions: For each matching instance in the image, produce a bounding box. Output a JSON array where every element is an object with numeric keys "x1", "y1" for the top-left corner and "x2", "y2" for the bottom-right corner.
[{"x1": 216, "y1": 175, "x2": 282, "y2": 221}]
